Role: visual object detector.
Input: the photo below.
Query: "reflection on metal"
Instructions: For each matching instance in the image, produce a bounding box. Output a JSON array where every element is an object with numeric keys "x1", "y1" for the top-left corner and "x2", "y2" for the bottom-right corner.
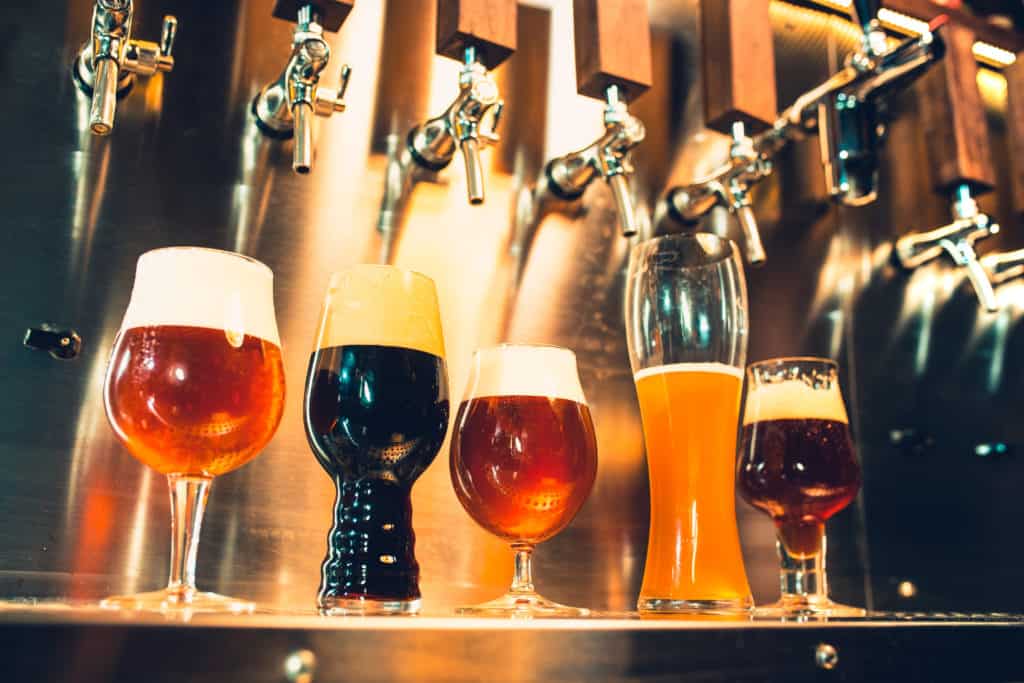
[
  {"x1": 981, "y1": 249, "x2": 1024, "y2": 287},
  {"x1": 253, "y1": 5, "x2": 352, "y2": 174},
  {"x1": 894, "y1": 185, "x2": 1000, "y2": 312},
  {"x1": 72, "y1": 0, "x2": 177, "y2": 135}
]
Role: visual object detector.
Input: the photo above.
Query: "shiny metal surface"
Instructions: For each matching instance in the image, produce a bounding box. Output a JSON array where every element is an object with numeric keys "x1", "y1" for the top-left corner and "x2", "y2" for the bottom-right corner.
[{"x1": 2, "y1": 0, "x2": 1023, "y2": 621}]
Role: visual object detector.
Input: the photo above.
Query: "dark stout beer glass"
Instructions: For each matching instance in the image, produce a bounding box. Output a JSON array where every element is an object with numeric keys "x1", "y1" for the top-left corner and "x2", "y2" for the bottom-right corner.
[
  {"x1": 737, "y1": 357, "x2": 865, "y2": 617},
  {"x1": 450, "y1": 345, "x2": 598, "y2": 617},
  {"x1": 303, "y1": 265, "x2": 449, "y2": 615},
  {"x1": 102, "y1": 247, "x2": 286, "y2": 613}
]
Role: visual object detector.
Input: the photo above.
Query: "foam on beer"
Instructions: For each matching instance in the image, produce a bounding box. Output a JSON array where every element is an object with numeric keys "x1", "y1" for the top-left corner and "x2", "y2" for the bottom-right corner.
[
  {"x1": 633, "y1": 362, "x2": 744, "y2": 383},
  {"x1": 467, "y1": 345, "x2": 588, "y2": 404},
  {"x1": 317, "y1": 265, "x2": 445, "y2": 358},
  {"x1": 742, "y1": 380, "x2": 849, "y2": 425},
  {"x1": 121, "y1": 247, "x2": 281, "y2": 346}
]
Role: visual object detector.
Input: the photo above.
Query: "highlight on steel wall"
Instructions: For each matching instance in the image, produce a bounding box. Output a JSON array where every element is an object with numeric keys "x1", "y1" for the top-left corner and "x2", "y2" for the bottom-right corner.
[{"x1": 4, "y1": 0, "x2": 1024, "y2": 629}]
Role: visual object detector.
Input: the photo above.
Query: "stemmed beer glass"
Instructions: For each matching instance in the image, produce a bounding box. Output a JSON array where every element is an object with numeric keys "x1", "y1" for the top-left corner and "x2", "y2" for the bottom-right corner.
[
  {"x1": 102, "y1": 247, "x2": 286, "y2": 613},
  {"x1": 625, "y1": 233, "x2": 753, "y2": 614},
  {"x1": 737, "y1": 357, "x2": 865, "y2": 618},
  {"x1": 450, "y1": 344, "x2": 598, "y2": 617}
]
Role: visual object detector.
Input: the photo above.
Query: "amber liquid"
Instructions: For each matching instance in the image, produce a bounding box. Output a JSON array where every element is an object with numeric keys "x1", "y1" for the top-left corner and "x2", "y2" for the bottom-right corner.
[
  {"x1": 451, "y1": 396, "x2": 598, "y2": 544},
  {"x1": 737, "y1": 418, "x2": 861, "y2": 557},
  {"x1": 104, "y1": 325, "x2": 285, "y2": 477},
  {"x1": 635, "y1": 366, "x2": 751, "y2": 604}
]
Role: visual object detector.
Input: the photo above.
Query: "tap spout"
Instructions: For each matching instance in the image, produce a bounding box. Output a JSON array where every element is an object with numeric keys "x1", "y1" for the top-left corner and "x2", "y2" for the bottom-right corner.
[
  {"x1": 292, "y1": 102, "x2": 314, "y2": 174},
  {"x1": 90, "y1": 57, "x2": 120, "y2": 135}
]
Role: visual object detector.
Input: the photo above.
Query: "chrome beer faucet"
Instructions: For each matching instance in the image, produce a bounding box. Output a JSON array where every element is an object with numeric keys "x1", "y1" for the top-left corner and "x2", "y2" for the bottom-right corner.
[
  {"x1": 407, "y1": 46, "x2": 504, "y2": 205},
  {"x1": 545, "y1": 85, "x2": 646, "y2": 238},
  {"x1": 660, "y1": 5, "x2": 944, "y2": 262},
  {"x1": 72, "y1": 0, "x2": 177, "y2": 136},
  {"x1": 665, "y1": 120, "x2": 770, "y2": 265},
  {"x1": 253, "y1": 5, "x2": 352, "y2": 174},
  {"x1": 894, "y1": 185, "x2": 1000, "y2": 312}
]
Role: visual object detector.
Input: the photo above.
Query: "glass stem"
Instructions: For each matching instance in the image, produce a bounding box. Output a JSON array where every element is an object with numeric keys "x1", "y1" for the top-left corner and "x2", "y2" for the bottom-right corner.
[
  {"x1": 778, "y1": 527, "x2": 828, "y2": 603},
  {"x1": 166, "y1": 474, "x2": 212, "y2": 594},
  {"x1": 510, "y1": 543, "x2": 535, "y2": 594}
]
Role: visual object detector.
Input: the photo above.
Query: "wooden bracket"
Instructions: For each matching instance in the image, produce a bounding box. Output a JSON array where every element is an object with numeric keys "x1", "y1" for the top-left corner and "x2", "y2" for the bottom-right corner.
[
  {"x1": 699, "y1": 0, "x2": 777, "y2": 135},
  {"x1": 572, "y1": 0, "x2": 652, "y2": 102},
  {"x1": 272, "y1": 0, "x2": 354, "y2": 32},
  {"x1": 436, "y1": 0, "x2": 517, "y2": 70},
  {"x1": 1004, "y1": 55, "x2": 1024, "y2": 215},
  {"x1": 919, "y1": 23, "x2": 996, "y2": 195}
]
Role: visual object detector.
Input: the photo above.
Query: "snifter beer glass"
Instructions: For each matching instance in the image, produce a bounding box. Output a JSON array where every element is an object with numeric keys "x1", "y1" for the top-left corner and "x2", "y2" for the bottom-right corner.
[
  {"x1": 102, "y1": 247, "x2": 286, "y2": 613},
  {"x1": 303, "y1": 265, "x2": 449, "y2": 615},
  {"x1": 625, "y1": 233, "x2": 753, "y2": 614},
  {"x1": 450, "y1": 345, "x2": 598, "y2": 617},
  {"x1": 737, "y1": 358, "x2": 865, "y2": 617}
]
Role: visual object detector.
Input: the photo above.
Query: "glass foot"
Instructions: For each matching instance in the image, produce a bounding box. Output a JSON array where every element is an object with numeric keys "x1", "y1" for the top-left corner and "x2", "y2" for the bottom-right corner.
[
  {"x1": 753, "y1": 595, "x2": 866, "y2": 619},
  {"x1": 100, "y1": 586, "x2": 254, "y2": 614},
  {"x1": 637, "y1": 596, "x2": 754, "y2": 615},
  {"x1": 456, "y1": 591, "x2": 590, "y2": 618},
  {"x1": 318, "y1": 596, "x2": 421, "y2": 616}
]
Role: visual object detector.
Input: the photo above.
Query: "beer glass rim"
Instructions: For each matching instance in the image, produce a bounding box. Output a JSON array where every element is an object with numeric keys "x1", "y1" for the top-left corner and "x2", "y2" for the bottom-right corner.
[
  {"x1": 140, "y1": 246, "x2": 273, "y2": 277},
  {"x1": 474, "y1": 342, "x2": 576, "y2": 356},
  {"x1": 327, "y1": 263, "x2": 436, "y2": 287},
  {"x1": 747, "y1": 356, "x2": 838, "y2": 372},
  {"x1": 633, "y1": 232, "x2": 739, "y2": 266}
]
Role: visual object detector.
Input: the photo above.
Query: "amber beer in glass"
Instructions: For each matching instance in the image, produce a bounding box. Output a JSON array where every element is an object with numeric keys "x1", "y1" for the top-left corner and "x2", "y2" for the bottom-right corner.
[
  {"x1": 303, "y1": 265, "x2": 449, "y2": 615},
  {"x1": 450, "y1": 345, "x2": 597, "y2": 616},
  {"x1": 625, "y1": 233, "x2": 753, "y2": 613},
  {"x1": 102, "y1": 247, "x2": 285, "y2": 613},
  {"x1": 737, "y1": 357, "x2": 864, "y2": 617}
]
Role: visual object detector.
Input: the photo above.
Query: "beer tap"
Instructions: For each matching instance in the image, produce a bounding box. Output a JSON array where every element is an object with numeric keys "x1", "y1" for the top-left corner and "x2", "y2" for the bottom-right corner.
[
  {"x1": 545, "y1": 84, "x2": 646, "y2": 238},
  {"x1": 893, "y1": 25, "x2": 999, "y2": 312},
  {"x1": 661, "y1": 0, "x2": 945, "y2": 256},
  {"x1": 508, "y1": 0, "x2": 652, "y2": 285},
  {"x1": 72, "y1": 0, "x2": 177, "y2": 136},
  {"x1": 662, "y1": 0, "x2": 777, "y2": 264},
  {"x1": 406, "y1": 46, "x2": 505, "y2": 205},
  {"x1": 253, "y1": 1, "x2": 354, "y2": 174}
]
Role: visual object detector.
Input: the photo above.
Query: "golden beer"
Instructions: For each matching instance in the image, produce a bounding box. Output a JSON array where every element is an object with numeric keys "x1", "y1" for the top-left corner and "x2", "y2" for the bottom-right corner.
[{"x1": 634, "y1": 363, "x2": 752, "y2": 607}]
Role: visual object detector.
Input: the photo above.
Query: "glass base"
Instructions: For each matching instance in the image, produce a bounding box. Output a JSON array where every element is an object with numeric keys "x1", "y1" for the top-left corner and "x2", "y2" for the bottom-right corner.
[
  {"x1": 753, "y1": 595, "x2": 866, "y2": 619},
  {"x1": 456, "y1": 591, "x2": 590, "y2": 618},
  {"x1": 319, "y1": 596, "x2": 421, "y2": 616},
  {"x1": 100, "y1": 586, "x2": 254, "y2": 614},
  {"x1": 637, "y1": 596, "x2": 754, "y2": 615}
]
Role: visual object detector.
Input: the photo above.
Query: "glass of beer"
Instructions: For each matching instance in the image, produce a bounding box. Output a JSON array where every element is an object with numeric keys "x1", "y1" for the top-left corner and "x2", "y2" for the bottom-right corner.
[
  {"x1": 102, "y1": 247, "x2": 286, "y2": 613},
  {"x1": 737, "y1": 357, "x2": 865, "y2": 617},
  {"x1": 303, "y1": 265, "x2": 449, "y2": 615},
  {"x1": 625, "y1": 233, "x2": 753, "y2": 614},
  {"x1": 450, "y1": 344, "x2": 598, "y2": 617}
]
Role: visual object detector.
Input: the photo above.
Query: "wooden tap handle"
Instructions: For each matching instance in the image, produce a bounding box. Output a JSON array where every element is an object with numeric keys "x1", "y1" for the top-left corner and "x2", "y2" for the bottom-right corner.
[
  {"x1": 272, "y1": 0, "x2": 354, "y2": 32},
  {"x1": 572, "y1": 0, "x2": 652, "y2": 102},
  {"x1": 1004, "y1": 54, "x2": 1024, "y2": 216},
  {"x1": 436, "y1": 0, "x2": 517, "y2": 69},
  {"x1": 919, "y1": 23, "x2": 995, "y2": 195},
  {"x1": 700, "y1": 0, "x2": 777, "y2": 135}
]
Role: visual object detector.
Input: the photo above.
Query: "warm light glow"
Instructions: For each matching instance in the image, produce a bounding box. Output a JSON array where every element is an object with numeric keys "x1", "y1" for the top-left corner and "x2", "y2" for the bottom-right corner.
[{"x1": 797, "y1": 1, "x2": 1017, "y2": 69}]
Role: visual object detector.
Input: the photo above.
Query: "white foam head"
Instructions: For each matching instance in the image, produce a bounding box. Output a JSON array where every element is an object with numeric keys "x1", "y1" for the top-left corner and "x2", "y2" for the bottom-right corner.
[
  {"x1": 633, "y1": 362, "x2": 744, "y2": 382},
  {"x1": 316, "y1": 265, "x2": 445, "y2": 357},
  {"x1": 464, "y1": 345, "x2": 587, "y2": 404},
  {"x1": 120, "y1": 247, "x2": 280, "y2": 346},
  {"x1": 743, "y1": 380, "x2": 849, "y2": 425}
]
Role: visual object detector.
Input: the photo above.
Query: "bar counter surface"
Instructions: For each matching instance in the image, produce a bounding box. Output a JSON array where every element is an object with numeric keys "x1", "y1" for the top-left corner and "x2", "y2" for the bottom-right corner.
[{"x1": 2, "y1": 607, "x2": 1022, "y2": 682}]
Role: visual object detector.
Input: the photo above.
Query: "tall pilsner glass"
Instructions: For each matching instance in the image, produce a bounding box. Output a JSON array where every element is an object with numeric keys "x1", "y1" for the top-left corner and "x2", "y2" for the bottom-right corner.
[
  {"x1": 303, "y1": 265, "x2": 449, "y2": 615},
  {"x1": 625, "y1": 233, "x2": 753, "y2": 614},
  {"x1": 102, "y1": 247, "x2": 286, "y2": 613}
]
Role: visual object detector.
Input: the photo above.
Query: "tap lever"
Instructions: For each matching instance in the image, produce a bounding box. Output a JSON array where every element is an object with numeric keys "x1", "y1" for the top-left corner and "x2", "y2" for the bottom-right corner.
[
  {"x1": 272, "y1": 0, "x2": 354, "y2": 31},
  {"x1": 436, "y1": 0, "x2": 517, "y2": 70},
  {"x1": 572, "y1": 0, "x2": 652, "y2": 101}
]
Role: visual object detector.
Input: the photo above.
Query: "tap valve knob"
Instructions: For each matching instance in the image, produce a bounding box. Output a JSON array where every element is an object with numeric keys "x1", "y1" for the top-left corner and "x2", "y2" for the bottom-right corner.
[
  {"x1": 314, "y1": 64, "x2": 351, "y2": 116},
  {"x1": 160, "y1": 15, "x2": 178, "y2": 60}
]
